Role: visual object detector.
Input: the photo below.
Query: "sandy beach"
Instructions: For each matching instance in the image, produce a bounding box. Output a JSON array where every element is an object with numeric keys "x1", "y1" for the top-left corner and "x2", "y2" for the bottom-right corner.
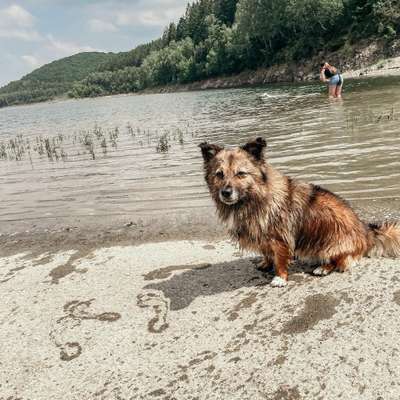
[
  {"x1": 1, "y1": 199, "x2": 400, "y2": 400},
  {"x1": 342, "y1": 55, "x2": 400, "y2": 80}
]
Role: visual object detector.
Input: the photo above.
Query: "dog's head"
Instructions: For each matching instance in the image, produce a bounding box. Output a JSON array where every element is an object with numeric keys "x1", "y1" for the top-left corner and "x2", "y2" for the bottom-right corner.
[{"x1": 199, "y1": 137, "x2": 267, "y2": 206}]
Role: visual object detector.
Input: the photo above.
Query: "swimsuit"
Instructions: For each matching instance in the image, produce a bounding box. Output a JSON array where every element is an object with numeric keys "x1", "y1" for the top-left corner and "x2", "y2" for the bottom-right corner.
[
  {"x1": 329, "y1": 73, "x2": 343, "y2": 86},
  {"x1": 324, "y1": 68, "x2": 343, "y2": 86}
]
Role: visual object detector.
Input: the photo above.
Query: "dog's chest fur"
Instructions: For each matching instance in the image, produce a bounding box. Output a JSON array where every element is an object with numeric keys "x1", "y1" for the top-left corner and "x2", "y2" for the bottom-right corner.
[{"x1": 222, "y1": 203, "x2": 285, "y2": 252}]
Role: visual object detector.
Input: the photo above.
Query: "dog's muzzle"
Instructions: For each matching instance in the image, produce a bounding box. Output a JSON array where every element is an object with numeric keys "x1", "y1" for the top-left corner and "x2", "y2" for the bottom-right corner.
[{"x1": 219, "y1": 186, "x2": 239, "y2": 205}]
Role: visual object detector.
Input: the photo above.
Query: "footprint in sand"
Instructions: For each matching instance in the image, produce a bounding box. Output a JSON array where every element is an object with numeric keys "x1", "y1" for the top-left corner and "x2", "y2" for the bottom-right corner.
[
  {"x1": 49, "y1": 299, "x2": 121, "y2": 361},
  {"x1": 137, "y1": 290, "x2": 169, "y2": 333}
]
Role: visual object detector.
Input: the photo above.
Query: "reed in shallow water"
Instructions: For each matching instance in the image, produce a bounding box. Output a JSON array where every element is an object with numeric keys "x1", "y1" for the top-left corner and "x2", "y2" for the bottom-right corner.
[{"x1": 0, "y1": 122, "x2": 196, "y2": 164}]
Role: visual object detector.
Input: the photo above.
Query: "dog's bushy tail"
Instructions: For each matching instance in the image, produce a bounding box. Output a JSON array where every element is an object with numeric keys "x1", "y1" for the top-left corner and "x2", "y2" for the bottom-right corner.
[{"x1": 366, "y1": 221, "x2": 400, "y2": 258}]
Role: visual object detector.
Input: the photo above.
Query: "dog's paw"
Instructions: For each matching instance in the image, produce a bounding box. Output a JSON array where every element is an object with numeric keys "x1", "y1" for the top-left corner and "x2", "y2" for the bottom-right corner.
[
  {"x1": 313, "y1": 266, "x2": 329, "y2": 276},
  {"x1": 270, "y1": 276, "x2": 288, "y2": 287}
]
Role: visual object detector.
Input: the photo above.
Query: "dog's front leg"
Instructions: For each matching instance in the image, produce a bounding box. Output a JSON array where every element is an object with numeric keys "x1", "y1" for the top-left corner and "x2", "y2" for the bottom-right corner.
[{"x1": 270, "y1": 240, "x2": 291, "y2": 287}]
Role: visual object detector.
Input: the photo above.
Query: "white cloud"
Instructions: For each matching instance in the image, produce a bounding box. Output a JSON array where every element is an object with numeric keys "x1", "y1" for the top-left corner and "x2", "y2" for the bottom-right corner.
[
  {"x1": 89, "y1": 18, "x2": 118, "y2": 33},
  {"x1": 2, "y1": 4, "x2": 35, "y2": 27},
  {"x1": 21, "y1": 55, "x2": 42, "y2": 68},
  {"x1": 115, "y1": 6, "x2": 184, "y2": 27},
  {"x1": 45, "y1": 34, "x2": 102, "y2": 56},
  {"x1": 86, "y1": 0, "x2": 186, "y2": 30},
  {"x1": 0, "y1": 4, "x2": 41, "y2": 41},
  {"x1": 0, "y1": 28, "x2": 41, "y2": 41}
]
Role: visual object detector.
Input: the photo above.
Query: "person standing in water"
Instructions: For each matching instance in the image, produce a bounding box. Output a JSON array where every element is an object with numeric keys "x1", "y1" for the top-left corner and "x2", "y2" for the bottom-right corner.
[{"x1": 320, "y1": 62, "x2": 343, "y2": 98}]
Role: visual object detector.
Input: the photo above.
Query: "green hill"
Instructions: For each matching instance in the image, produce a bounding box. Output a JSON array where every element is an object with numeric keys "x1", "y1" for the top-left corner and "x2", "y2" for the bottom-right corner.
[{"x1": 0, "y1": 52, "x2": 114, "y2": 107}]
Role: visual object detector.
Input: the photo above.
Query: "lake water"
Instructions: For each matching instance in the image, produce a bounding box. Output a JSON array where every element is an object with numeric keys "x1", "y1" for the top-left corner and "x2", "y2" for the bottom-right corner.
[{"x1": 1, "y1": 77, "x2": 400, "y2": 228}]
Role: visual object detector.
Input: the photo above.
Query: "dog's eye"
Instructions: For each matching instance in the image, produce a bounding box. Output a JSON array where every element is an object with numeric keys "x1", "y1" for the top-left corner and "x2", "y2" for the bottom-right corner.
[
  {"x1": 215, "y1": 171, "x2": 224, "y2": 179},
  {"x1": 236, "y1": 171, "x2": 248, "y2": 178}
]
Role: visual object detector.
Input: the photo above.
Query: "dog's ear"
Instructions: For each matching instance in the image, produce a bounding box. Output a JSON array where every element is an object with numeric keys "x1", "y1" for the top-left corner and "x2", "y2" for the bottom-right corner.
[
  {"x1": 199, "y1": 142, "x2": 223, "y2": 162},
  {"x1": 241, "y1": 137, "x2": 267, "y2": 160}
]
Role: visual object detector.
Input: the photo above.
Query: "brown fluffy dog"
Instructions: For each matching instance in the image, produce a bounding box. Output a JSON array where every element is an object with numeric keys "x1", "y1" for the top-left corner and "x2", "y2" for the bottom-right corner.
[{"x1": 200, "y1": 137, "x2": 400, "y2": 287}]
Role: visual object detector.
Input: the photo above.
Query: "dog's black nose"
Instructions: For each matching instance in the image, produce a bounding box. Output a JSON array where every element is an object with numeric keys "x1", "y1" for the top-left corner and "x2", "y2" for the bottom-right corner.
[{"x1": 221, "y1": 187, "x2": 233, "y2": 198}]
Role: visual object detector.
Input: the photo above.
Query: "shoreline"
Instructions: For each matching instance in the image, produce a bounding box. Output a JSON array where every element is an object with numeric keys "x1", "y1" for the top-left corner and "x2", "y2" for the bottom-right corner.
[
  {"x1": 146, "y1": 44, "x2": 400, "y2": 94},
  {"x1": 1, "y1": 197, "x2": 399, "y2": 261}
]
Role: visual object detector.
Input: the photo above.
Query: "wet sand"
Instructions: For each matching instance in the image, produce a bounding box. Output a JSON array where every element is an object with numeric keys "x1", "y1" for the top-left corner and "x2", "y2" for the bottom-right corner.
[
  {"x1": 1, "y1": 199, "x2": 400, "y2": 399},
  {"x1": 1, "y1": 197, "x2": 399, "y2": 259}
]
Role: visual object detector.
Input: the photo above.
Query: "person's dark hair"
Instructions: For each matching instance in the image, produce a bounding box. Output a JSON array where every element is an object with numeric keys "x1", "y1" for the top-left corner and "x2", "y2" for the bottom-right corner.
[{"x1": 320, "y1": 62, "x2": 326, "y2": 68}]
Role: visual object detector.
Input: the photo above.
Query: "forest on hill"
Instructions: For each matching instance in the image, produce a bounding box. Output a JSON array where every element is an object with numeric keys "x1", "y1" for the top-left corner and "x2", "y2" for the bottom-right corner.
[
  {"x1": 0, "y1": 52, "x2": 113, "y2": 107},
  {"x1": 1, "y1": 0, "x2": 399, "y2": 107}
]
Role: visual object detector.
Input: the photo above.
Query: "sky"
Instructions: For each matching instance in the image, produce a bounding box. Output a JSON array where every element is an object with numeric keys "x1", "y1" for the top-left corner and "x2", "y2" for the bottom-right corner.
[{"x1": 0, "y1": 0, "x2": 188, "y2": 87}]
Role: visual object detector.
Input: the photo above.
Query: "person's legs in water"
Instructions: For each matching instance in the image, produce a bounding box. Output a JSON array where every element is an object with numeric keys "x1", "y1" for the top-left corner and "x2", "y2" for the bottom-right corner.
[
  {"x1": 328, "y1": 74, "x2": 340, "y2": 98},
  {"x1": 328, "y1": 84, "x2": 336, "y2": 98},
  {"x1": 335, "y1": 75, "x2": 343, "y2": 98}
]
